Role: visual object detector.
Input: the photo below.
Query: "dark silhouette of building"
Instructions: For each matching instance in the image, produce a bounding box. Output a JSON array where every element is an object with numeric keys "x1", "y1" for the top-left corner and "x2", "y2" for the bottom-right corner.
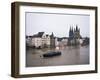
[
  {"x1": 50, "y1": 32, "x2": 55, "y2": 48},
  {"x1": 81, "y1": 37, "x2": 89, "y2": 46},
  {"x1": 68, "y1": 25, "x2": 81, "y2": 46}
]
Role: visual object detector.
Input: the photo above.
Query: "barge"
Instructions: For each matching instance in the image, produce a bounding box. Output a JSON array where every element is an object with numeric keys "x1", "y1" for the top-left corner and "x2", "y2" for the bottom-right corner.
[{"x1": 43, "y1": 51, "x2": 61, "y2": 57}]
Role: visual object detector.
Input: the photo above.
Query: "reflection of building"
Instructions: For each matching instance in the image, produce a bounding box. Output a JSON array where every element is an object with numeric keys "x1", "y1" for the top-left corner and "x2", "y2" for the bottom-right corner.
[{"x1": 68, "y1": 25, "x2": 81, "y2": 46}]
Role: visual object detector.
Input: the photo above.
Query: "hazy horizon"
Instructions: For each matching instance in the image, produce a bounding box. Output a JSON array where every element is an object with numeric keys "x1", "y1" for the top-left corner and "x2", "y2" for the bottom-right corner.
[{"x1": 25, "y1": 12, "x2": 90, "y2": 37}]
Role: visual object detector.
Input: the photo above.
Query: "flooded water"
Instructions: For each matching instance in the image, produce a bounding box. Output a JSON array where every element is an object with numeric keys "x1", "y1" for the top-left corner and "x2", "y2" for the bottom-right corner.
[{"x1": 26, "y1": 46, "x2": 89, "y2": 67}]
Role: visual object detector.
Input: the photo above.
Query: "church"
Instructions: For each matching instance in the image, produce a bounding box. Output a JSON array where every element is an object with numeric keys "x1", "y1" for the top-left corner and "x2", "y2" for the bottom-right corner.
[{"x1": 68, "y1": 25, "x2": 81, "y2": 46}]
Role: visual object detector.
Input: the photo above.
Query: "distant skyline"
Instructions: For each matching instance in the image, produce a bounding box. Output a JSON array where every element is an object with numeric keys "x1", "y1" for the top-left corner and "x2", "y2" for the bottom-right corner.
[{"x1": 25, "y1": 12, "x2": 90, "y2": 37}]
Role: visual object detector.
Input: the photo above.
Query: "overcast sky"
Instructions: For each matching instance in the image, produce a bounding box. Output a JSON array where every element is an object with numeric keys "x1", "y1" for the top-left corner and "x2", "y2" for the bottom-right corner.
[{"x1": 25, "y1": 12, "x2": 90, "y2": 37}]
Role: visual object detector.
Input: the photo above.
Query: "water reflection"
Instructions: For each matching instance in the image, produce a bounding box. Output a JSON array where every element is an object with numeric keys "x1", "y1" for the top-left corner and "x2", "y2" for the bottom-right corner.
[{"x1": 26, "y1": 46, "x2": 89, "y2": 67}]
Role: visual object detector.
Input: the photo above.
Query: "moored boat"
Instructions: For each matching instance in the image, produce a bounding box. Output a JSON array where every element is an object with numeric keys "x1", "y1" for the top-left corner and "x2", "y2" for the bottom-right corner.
[{"x1": 43, "y1": 51, "x2": 61, "y2": 57}]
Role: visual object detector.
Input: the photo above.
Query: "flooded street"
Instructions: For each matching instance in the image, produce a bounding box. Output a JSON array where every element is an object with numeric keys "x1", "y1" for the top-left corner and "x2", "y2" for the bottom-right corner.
[{"x1": 26, "y1": 46, "x2": 89, "y2": 67}]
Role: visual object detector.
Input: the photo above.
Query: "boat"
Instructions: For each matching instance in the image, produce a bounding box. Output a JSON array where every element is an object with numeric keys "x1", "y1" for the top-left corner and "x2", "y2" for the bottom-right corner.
[{"x1": 43, "y1": 51, "x2": 61, "y2": 57}]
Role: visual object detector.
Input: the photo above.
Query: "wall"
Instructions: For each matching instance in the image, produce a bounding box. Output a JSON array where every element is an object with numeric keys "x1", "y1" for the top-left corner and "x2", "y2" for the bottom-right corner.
[{"x1": 0, "y1": 0, "x2": 100, "y2": 80}]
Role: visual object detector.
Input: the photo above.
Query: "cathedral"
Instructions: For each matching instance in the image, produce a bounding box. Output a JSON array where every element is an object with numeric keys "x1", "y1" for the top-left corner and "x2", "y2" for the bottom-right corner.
[{"x1": 68, "y1": 25, "x2": 81, "y2": 46}]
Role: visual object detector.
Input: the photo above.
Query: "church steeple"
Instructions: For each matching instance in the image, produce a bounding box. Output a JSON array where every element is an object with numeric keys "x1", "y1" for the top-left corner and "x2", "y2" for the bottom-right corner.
[
  {"x1": 72, "y1": 27, "x2": 73, "y2": 34},
  {"x1": 76, "y1": 25, "x2": 78, "y2": 31},
  {"x1": 50, "y1": 32, "x2": 54, "y2": 38},
  {"x1": 69, "y1": 26, "x2": 72, "y2": 32},
  {"x1": 69, "y1": 26, "x2": 74, "y2": 39},
  {"x1": 79, "y1": 28, "x2": 80, "y2": 32}
]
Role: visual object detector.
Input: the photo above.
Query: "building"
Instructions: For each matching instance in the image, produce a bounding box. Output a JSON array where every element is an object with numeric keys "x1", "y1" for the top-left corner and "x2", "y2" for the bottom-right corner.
[
  {"x1": 55, "y1": 37, "x2": 68, "y2": 47},
  {"x1": 26, "y1": 36, "x2": 33, "y2": 47},
  {"x1": 81, "y1": 37, "x2": 89, "y2": 46},
  {"x1": 68, "y1": 25, "x2": 81, "y2": 46},
  {"x1": 28, "y1": 32, "x2": 57, "y2": 48},
  {"x1": 31, "y1": 32, "x2": 51, "y2": 48},
  {"x1": 61, "y1": 37, "x2": 68, "y2": 46},
  {"x1": 50, "y1": 32, "x2": 55, "y2": 48},
  {"x1": 45, "y1": 34, "x2": 51, "y2": 47}
]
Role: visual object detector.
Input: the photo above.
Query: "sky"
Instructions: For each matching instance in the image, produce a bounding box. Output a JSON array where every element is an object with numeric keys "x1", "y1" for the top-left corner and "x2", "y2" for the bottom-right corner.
[{"x1": 25, "y1": 12, "x2": 90, "y2": 37}]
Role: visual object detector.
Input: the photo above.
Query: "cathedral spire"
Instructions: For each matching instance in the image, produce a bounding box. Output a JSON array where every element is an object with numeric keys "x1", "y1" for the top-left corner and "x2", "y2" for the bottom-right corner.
[
  {"x1": 50, "y1": 32, "x2": 54, "y2": 38},
  {"x1": 79, "y1": 28, "x2": 80, "y2": 32},
  {"x1": 69, "y1": 26, "x2": 71, "y2": 33},
  {"x1": 72, "y1": 27, "x2": 73, "y2": 33},
  {"x1": 76, "y1": 25, "x2": 78, "y2": 31}
]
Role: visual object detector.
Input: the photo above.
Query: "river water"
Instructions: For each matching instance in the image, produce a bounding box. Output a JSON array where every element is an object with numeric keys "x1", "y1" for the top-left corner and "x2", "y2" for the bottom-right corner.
[{"x1": 26, "y1": 46, "x2": 89, "y2": 67}]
